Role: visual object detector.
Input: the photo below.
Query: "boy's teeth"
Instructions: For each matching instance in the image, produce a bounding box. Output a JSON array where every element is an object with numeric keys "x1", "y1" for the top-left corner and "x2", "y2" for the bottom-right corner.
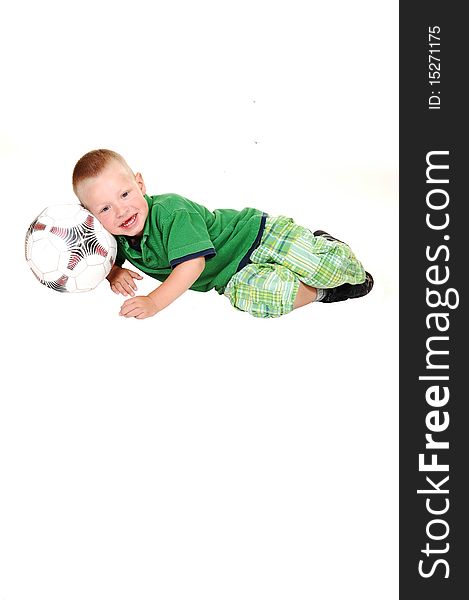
[{"x1": 122, "y1": 215, "x2": 135, "y2": 227}]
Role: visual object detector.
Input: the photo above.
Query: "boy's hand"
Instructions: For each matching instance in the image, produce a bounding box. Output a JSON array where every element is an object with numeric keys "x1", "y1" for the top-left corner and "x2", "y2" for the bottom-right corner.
[
  {"x1": 116, "y1": 257, "x2": 206, "y2": 319},
  {"x1": 107, "y1": 265, "x2": 143, "y2": 296},
  {"x1": 119, "y1": 295, "x2": 158, "y2": 319}
]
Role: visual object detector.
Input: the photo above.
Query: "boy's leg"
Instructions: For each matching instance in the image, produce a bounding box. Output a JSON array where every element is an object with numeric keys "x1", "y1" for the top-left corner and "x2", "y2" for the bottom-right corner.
[
  {"x1": 293, "y1": 282, "x2": 318, "y2": 309},
  {"x1": 224, "y1": 263, "x2": 301, "y2": 318},
  {"x1": 312, "y1": 230, "x2": 374, "y2": 302},
  {"x1": 224, "y1": 264, "x2": 323, "y2": 317},
  {"x1": 249, "y1": 216, "x2": 367, "y2": 290},
  {"x1": 223, "y1": 216, "x2": 373, "y2": 317}
]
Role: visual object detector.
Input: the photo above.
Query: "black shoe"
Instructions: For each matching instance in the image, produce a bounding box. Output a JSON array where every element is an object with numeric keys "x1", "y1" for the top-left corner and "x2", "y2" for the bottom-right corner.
[
  {"x1": 319, "y1": 272, "x2": 374, "y2": 303},
  {"x1": 313, "y1": 230, "x2": 346, "y2": 245}
]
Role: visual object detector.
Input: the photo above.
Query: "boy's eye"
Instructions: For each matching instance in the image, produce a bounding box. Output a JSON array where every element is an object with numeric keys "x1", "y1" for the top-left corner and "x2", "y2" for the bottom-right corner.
[
  {"x1": 122, "y1": 191, "x2": 129, "y2": 199},
  {"x1": 100, "y1": 206, "x2": 110, "y2": 213}
]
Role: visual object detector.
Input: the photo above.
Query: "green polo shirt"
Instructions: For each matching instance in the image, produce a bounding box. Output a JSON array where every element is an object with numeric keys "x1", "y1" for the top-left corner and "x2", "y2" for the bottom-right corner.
[{"x1": 115, "y1": 194, "x2": 265, "y2": 293}]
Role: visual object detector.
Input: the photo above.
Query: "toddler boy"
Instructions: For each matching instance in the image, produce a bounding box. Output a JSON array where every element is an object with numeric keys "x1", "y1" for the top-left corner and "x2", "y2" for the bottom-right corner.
[{"x1": 72, "y1": 149, "x2": 373, "y2": 319}]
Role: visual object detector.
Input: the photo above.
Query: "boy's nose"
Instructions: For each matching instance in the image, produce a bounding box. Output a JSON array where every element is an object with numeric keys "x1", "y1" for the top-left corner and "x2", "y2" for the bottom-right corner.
[{"x1": 115, "y1": 202, "x2": 127, "y2": 220}]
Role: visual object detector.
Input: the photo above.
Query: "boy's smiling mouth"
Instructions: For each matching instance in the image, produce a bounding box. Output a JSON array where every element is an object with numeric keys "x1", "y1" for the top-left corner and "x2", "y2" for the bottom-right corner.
[{"x1": 120, "y1": 214, "x2": 137, "y2": 229}]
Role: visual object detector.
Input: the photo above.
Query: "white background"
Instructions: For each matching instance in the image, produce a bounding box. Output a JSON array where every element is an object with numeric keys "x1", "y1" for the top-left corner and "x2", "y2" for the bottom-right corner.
[{"x1": 1, "y1": 1, "x2": 398, "y2": 598}]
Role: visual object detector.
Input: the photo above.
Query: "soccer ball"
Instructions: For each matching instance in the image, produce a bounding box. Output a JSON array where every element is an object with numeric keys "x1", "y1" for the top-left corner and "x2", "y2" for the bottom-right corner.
[{"x1": 25, "y1": 204, "x2": 118, "y2": 293}]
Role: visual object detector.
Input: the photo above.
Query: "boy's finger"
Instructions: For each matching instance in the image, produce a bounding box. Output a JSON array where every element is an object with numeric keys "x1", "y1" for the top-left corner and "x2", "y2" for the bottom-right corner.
[
  {"x1": 123, "y1": 307, "x2": 145, "y2": 318},
  {"x1": 120, "y1": 297, "x2": 136, "y2": 311},
  {"x1": 115, "y1": 283, "x2": 130, "y2": 296},
  {"x1": 128, "y1": 270, "x2": 144, "y2": 279},
  {"x1": 120, "y1": 306, "x2": 139, "y2": 317},
  {"x1": 119, "y1": 280, "x2": 135, "y2": 295}
]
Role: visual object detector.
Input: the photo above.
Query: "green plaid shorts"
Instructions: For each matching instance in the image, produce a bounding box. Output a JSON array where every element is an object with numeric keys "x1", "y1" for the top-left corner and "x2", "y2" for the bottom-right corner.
[{"x1": 223, "y1": 215, "x2": 366, "y2": 318}]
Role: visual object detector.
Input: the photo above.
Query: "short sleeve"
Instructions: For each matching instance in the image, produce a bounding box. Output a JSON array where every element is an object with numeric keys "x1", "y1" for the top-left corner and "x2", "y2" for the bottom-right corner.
[{"x1": 162, "y1": 209, "x2": 216, "y2": 267}]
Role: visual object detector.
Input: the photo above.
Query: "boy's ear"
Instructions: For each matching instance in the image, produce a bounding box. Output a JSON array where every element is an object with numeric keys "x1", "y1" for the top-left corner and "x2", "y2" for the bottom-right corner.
[{"x1": 135, "y1": 172, "x2": 146, "y2": 195}]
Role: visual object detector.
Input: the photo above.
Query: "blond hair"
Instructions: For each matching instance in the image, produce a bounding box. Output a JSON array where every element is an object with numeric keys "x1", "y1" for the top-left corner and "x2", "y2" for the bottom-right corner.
[{"x1": 72, "y1": 149, "x2": 134, "y2": 195}]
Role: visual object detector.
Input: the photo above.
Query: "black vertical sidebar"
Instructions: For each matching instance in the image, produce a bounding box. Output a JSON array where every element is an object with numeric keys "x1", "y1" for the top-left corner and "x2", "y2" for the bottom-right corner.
[{"x1": 400, "y1": 3, "x2": 466, "y2": 598}]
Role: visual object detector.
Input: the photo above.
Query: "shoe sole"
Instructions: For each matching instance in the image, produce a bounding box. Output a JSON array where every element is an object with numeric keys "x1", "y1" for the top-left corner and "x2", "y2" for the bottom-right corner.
[
  {"x1": 349, "y1": 271, "x2": 374, "y2": 298},
  {"x1": 320, "y1": 272, "x2": 374, "y2": 303}
]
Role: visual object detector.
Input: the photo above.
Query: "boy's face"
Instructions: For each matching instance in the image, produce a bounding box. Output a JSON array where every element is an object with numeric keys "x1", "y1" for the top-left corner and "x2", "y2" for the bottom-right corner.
[{"x1": 76, "y1": 160, "x2": 149, "y2": 237}]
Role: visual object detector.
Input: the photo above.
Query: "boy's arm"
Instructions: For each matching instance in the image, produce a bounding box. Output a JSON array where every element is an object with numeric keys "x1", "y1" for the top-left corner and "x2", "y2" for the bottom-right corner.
[{"x1": 119, "y1": 257, "x2": 206, "y2": 319}]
